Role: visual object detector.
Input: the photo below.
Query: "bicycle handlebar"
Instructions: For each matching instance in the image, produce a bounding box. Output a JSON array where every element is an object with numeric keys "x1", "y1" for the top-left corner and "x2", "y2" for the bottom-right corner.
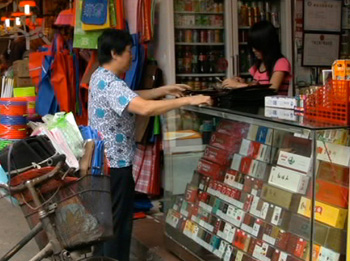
[{"x1": 0, "y1": 161, "x2": 65, "y2": 195}]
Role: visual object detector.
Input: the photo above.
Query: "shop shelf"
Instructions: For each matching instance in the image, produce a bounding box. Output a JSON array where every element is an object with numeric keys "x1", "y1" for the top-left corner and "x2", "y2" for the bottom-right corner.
[
  {"x1": 176, "y1": 73, "x2": 226, "y2": 77},
  {"x1": 174, "y1": 11, "x2": 224, "y2": 15},
  {"x1": 175, "y1": 26, "x2": 224, "y2": 29},
  {"x1": 175, "y1": 42, "x2": 225, "y2": 46}
]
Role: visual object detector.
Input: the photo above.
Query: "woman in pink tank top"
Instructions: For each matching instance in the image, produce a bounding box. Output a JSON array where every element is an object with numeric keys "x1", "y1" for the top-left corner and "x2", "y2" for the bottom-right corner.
[{"x1": 223, "y1": 21, "x2": 291, "y2": 96}]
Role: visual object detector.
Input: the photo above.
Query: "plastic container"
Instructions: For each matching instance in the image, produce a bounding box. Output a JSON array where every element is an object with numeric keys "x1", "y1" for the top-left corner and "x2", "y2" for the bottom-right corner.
[{"x1": 305, "y1": 80, "x2": 350, "y2": 124}]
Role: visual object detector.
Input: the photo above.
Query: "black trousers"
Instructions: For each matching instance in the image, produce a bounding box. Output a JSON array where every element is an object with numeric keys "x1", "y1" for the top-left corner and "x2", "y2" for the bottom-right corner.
[{"x1": 94, "y1": 166, "x2": 135, "y2": 261}]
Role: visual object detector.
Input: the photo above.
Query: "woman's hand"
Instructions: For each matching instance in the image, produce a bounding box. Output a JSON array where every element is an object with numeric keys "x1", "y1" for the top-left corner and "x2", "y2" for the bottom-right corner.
[
  {"x1": 160, "y1": 84, "x2": 192, "y2": 97},
  {"x1": 222, "y1": 78, "x2": 248, "y2": 88},
  {"x1": 188, "y1": 95, "x2": 213, "y2": 106}
]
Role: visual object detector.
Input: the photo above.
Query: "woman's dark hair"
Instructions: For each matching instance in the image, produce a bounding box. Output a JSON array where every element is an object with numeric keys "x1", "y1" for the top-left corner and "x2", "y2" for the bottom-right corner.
[
  {"x1": 97, "y1": 29, "x2": 133, "y2": 65},
  {"x1": 248, "y1": 21, "x2": 283, "y2": 79}
]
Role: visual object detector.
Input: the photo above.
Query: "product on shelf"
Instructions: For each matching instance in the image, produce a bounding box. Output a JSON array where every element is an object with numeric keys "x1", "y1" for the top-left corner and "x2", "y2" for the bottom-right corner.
[
  {"x1": 297, "y1": 197, "x2": 348, "y2": 229},
  {"x1": 261, "y1": 184, "x2": 301, "y2": 211},
  {"x1": 268, "y1": 166, "x2": 309, "y2": 194}
]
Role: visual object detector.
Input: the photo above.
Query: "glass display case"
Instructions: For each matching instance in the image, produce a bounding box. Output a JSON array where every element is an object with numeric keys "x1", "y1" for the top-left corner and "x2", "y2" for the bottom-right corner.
[{"x1": 162, "y1": 106, "x2": 349, "y2": 261}]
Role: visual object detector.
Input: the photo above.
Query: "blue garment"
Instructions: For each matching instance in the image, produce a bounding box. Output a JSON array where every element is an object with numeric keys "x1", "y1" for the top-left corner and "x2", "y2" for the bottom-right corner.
[{"x1": 88, "y1": 67, "x2": 138, "y2": 168}]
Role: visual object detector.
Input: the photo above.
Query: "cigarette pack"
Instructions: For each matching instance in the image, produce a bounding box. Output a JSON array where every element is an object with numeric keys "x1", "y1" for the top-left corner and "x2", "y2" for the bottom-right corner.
[
  {"x1": 298, "y1": 197, "x2": 348, "y2": 229},
  {"x1": 266, "y1": 205, "x2": 291, "y2": 230},
  {"x1": 203, "y1": 145, "x2": 231, "y2": 167},
  {"x1": 277, "y1": 150, "x2": 311, "y2": 173},
  {"x1": 268, "y1": 166, "x2": 309, "y2": 194},
  {"x1": 317, "y1": 246, "x2": 341, "y2": 261},
  {"x1": 197, "y1": 159, "x2": 224, "y2": 181},
  {"x1": 233, "y1": 229, "x2": 251, "y2": 252},
  {"x1": 256, "y1": 126, "x2": 273, "y2": 145},
  {"x1": 210, "y1": 132, "x2": 241, "y2": 152},
  {"x1": 317, "y1": 161, "x2": 349, "y2": 187},
  {"x1": 311, "y1": 179, "x2": 349, "y2": 208},
  {"x1": 252, "y1": 240, "x2": 276, "y2": 261},
  {"x1": 261, "y1": 184, "x2": 301, "y2": 211}
]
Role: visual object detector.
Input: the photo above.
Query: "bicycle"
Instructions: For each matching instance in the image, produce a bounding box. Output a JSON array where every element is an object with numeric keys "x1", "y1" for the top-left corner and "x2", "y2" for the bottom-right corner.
[{"x1": 0, "y1": 161, "x2": 117, "y2": 261}]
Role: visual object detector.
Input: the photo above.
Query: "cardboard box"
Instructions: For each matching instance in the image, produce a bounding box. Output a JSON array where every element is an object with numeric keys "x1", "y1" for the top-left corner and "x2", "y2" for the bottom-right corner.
[
  {"x1": 277, "y1": 150, "x2": 311, "y2": 173},
  {"x1": 233, "y1": 229, "x2": 251, "y2": 252},
  {"x1": 216, "y1": 120, "x2": 250, "y2": 136},
  {"x1": 311, "y1": 179, "x2": 349, "y2": 208},
  {"x1": 268, "y1": 166, "x2": 309, "y2": 194},
  {"x1": 243, "y1": 176, "x2": 264, "y2": 197},
  {"x1": 203, "y1": 145, "x2": 231, "y2": 167},
  {"x1": 14, "y1": 76, "x2": 33, "y2": 87},
  {"x1": 231, "y1": 154, "x2": 243, "y2": 171},
  {"x1": 13, "y1": 59, "x2": 30, "y2": 77},
  {"x1": 224, "y1": 169, "x2": 245, "y2": 190},
  {"x1": 288, "y1": 213, "x2": 315, "y2": 241},
  {"x1": 325, "y1": 227, "x2": 347, "y2": 254},
  {"x1": 265, "y1": 96, "x2": 297, "y2": 109},
  {"x1": 249, "y1": 195, "x2": 270, "y2": 220},
  {"x1": 261, "y1": 184, "x2": 301, "y2": 211},
  {"x1": 317, "y1": 161, "x2": 349, "y2": 187},
  {"x1": 298, "y1": 197, "x2": 348, "y2": 229},
  {"x1": 252, "y1": 240, "x2": 276, "y2": 261},
  {"x1": 286, "y1": 234, "x2": 309, "y2": 259},
  {"x1": 266, "y1": 205, "x2": 291, "y2": 230},
  {"x1": 197, "y1": 159, "x2": 224, "y2": 181},
  {"x1": 256, "y1": 126, "x2": 273, "y2": 145},
  {"x1": 210, "y1": 132, "x2": 241, "y2": 152},
  {"x1": 317, "y1": 246, "x2": 341, "y2": 261},
  {"x1": 247, "y1": 124, "x2": 259, "y2": 140},
  {"x1": 316, "y1": 140, "x2": 350, "y2": 167},
  {"x1": 241, "y1": 213, "x2": 264, "y2": 238}
]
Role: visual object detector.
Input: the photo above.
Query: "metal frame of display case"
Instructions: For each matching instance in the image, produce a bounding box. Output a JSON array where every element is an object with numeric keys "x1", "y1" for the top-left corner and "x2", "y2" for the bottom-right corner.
[{"x1": 163, "y1": 105, "x2": 349, "y2": 261}]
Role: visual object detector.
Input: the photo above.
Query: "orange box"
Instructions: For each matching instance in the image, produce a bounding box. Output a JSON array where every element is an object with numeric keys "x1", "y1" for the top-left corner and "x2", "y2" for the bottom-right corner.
[{"x1": 309, "y1": 179, "x2": 349, "y2": 208}]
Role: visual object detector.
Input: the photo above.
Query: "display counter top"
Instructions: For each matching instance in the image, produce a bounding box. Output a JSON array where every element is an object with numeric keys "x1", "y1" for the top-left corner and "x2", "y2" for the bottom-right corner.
[{"x1": 184, "y1": 105, "x2": 350, "y2": 131}]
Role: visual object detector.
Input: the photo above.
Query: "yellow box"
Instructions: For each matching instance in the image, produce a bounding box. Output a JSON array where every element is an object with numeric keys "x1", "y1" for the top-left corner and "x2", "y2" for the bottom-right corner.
[
  {"x1": 298, "y1": 197, "x2": 348, "y2": 229},
  {"x1": 332, "y1": 60, "x2": 347, "y2": 80}
]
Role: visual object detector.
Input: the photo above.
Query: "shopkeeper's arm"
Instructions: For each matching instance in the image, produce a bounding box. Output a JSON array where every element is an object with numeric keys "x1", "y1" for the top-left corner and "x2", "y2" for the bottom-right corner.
[
  {"x1": 269, "y1": 71, "x2": 286, "y2": 91},
  {"x1": 135, "y1": 84, "x2": 191, "y2": 100},
  {"x1": 128, "y1": 95, "x2": 212, "y2": 116}
]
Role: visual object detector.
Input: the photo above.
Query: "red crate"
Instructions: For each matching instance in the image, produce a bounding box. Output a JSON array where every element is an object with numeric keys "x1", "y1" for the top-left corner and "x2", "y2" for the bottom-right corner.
[{"x1": 305, "y1": 80, "x2": 350, "y2": 124}]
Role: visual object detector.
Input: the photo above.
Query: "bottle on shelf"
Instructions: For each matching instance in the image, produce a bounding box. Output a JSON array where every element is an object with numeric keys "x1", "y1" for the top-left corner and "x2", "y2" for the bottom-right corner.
[
  {"x1": 192, "y1": 29, "x2": 200, "y2": 43},
  {"x1": 265, "y1": 2, "x2": 271, "y2": 21},
  {"x1": 187, "y1": 77, "x2": 194, "y2": 88},
  {"x1": 240, "y1": 3, "x2": 249, "y2": 26},
  {"x1": 271, "y1": 7, "x2": 279, "y2": 27},
  {"x1": 192, "y1": 46, "x2": 199, "y2": 73},
  {"x1": 208, "y1": 49, "x2": 216, "y2": 73},
  {"x1": 208, "y1": 29, "x2": 215, "y2": 43},
  {"x1": 198, "y1": 47, "x2": 208, "y2": 73},
  {"x1": 176, "y1": 46, "x2": 184, "y2": 73},
  {"x1": 192, "y1": 0, "x2": 200, "y2": 12},
  {"x1": 194, "y1": 77, "x2": 201, "y2": 90},
  {"x1": 175, "y1": 0, "x2": 185, "y2": 12},
  {"x1": 200, "y1": 29, "x2": 208, "y2": 43},
  {"x1": 201, "y1": 77, "x2": 208, "y2": 90},
  {"x1": 252, "y1": 2, "x2": 260, "y2": 24},
  {"x1": 208, "y1": 77, "x2": 214, "y2": 89},
  {"x1": 200, "y1": 0, "x2": 207, "y2": 12},
  {"x1": 184, "y1": 46, "x2": 192, "y2": 73},
  {"x1": 185, "y1": 0, "x2": 192, "y2": 12},
  {"x1": 176, "y1": 29, "x2": 184, "y2": 42}
]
